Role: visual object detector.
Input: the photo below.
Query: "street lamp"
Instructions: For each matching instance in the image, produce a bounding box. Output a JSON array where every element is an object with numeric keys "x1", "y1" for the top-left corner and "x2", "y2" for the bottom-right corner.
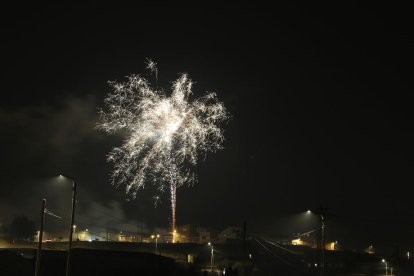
[
  {"x1": 208, "y1": 242, "x2": 214, "y2": 273},
  {"x1": 320, "y1": 214, "x2": 325, "y2": 276},
  {"x1": 307, "y1": 208, "x2": 326, "y2": 276},
  {"x1": 368, "y1": 245, "x2": 374, "y2": 254},
  {"x1": 151, "y1": 234, "x2": 160, "y2": 254},
  {"x1": 172, "y1": 229, "x2": 177, "y2": 243},
  {"x1": 59, "y1": 174, "x2": 77, "y2": 276},
  {"x1": 382, "y1": 259, "x2": 388, "y2": 275}
]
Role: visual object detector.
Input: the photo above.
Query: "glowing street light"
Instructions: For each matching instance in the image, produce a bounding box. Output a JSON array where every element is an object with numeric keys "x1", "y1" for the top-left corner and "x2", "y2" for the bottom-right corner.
[
  {"x1": 58, "y1": 174, "x2": 77, "y2": 276},
  {"x1": 368, "y1": 245, "x2": 374, "y2": 254},
  {"x1": 172, "y1": 229, "x2": 177, "y2": 243},
  {"x1": 151, "y1": 234, "x2": 160, "y2": 254},
  {"x1": 73, "y1": 225, "x2": 78, "y2": 240},
  {"x1": 307, "y1": 208, "x2": 327, "y2": 276},
  {"x1": 382, "y1": 259, "x2": 388, "y2": 275},
  {"x1": 208, "y1": 242, "x2": 214, "y2": 272}
]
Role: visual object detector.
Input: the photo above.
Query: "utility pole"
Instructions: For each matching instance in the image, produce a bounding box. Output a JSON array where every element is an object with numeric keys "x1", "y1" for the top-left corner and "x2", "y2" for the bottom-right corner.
[
  {"x1": 34, "y1": 199, "x2": 46, "y2": 276},
  {"x1": 320, "y1": 214, "x2": 325, "y2": 276},
  {"x1": 313, "y1": 207, "x2": 330, "y2": 276},
  {"x1": 65, "y1": 176, "x2": 77, "y2": 276}
]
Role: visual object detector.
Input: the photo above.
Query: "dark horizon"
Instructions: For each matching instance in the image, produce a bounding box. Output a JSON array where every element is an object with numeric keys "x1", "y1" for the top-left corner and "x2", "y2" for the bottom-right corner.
[{"x1": 0, "y1": 3, "x2": 412, "y2": 253}]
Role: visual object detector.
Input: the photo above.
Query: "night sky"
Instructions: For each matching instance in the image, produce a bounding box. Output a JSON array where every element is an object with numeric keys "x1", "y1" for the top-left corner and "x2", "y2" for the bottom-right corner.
[{"x1": 1, "y1": 3, "x2": 412, "y2": 250}]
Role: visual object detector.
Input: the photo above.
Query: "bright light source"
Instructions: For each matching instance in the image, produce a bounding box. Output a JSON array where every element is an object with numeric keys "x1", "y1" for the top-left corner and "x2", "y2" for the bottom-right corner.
[
  {"x1": 208, "y1": 242, "x2": 211, "y2": 246},
  {"x1": 96, "y1": 60, "x2": 228, "y2": 232},
  {"x1": 306, "y1": 210, "x2": 311, "y2": 214},
  {"x1": 382, "y1": 259, "x2": 386, "y2": 263}
]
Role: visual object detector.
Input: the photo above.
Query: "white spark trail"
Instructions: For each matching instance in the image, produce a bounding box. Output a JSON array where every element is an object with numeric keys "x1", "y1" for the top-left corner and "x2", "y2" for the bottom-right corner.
[{"x1": 97, "y1": 60, "x2": 228, "y2": 234}]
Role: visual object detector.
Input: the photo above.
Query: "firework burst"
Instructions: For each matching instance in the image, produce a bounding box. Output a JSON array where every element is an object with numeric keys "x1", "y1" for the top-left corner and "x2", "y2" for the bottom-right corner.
[{"x1": 97, "y1": 60, "x2": 228, "y2": 234}]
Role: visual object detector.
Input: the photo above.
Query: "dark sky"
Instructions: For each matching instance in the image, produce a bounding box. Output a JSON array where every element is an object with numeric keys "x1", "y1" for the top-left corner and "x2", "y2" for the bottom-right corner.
[{"x1": 0, "y1": 3, "x2": 412, "y2": 250}]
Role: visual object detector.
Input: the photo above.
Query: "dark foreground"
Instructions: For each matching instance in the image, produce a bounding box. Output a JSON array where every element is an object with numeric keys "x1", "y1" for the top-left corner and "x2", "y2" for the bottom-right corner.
[
  {"x1": 1, "y1": 241, "x2": 414, "y2": 276},
  {"x1": 0, "y1": 248, "x2": 195, "y2": 276}
]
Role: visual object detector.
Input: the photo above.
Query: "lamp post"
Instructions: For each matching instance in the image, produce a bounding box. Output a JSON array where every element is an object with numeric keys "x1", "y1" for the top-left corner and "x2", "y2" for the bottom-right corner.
[
  {"x1": 34, "y1": 199, "x2": 46, "y2": 276},
  {"x1": 59, "y1": 174, "x2": 77, "y2": 276},
  {"x1": 208, "y1": 242, "x2": 214, "y2": 272},
  {"x1": 73, "y1": 225, "x2": 77, "y2": 240},
  {"x1": 307, "y1": 208, "x2": 327, "y2": 276},
  {"x1": 151, "y1": 234, "x2": 160, "y2": 254},
  {"x1": 321, "y1": 214, "x2": 325, "y2": 276},
  {"x1": 368, "y1": 245, "x2": 374, "y2": 254},
  {"x1": 382, "y1": 259, "x2": 388, "y2": 275}
]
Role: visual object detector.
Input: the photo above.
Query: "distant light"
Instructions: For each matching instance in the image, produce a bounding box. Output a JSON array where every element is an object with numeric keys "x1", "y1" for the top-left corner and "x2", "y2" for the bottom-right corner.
[
  {"x1": 208, "y1": 242, "x2": 211, "y2": 246},
  {"x1": 306, "y1": 210, "x2": 311, "y2": 214},
  {"x1": 408, "y1": 251, "x2": 410, "y2": 260},
  {"x1": 86, "y1": 229, "x2": 88, "y2": 232},
  {"x1": 73, "y1": 225, "x2": 76, "y2": 229},
  {"x1": 382, "y1": 259, "x2": 386, "y2": 263},
  {"x1": 314, "y1": 263, "x2": 318, "y2": 267},
  {"x1": 223, "y1": 268, "x2": 226, "y2": 275},
  {"x1": 156, "y1": 234, "x2": 160, "y2": 238},
  {"x1": 249, "y1": 253, "x2": 252, "y2": 259}
]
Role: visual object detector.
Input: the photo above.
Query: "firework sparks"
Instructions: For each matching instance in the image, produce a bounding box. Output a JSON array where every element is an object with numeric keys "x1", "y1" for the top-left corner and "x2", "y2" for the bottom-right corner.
[
  {"x1": 145, "y1": 58, "x2": 158, "y2": 80},
  {"x1": 97, "y1": 60, "x2": 228, "y2": 234},
  {"x1": 153, "y1": 195, "x2": 162, "y2": 208}
]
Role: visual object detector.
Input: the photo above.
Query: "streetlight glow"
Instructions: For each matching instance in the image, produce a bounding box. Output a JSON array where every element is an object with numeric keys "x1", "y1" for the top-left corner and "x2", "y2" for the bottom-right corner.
[
  {"x1": 152, "y1": 234, "x2": 160, "y2": 254},
  {"x1": 57, "y1": 174, "x2": 77, "y2": 276},
  {"x1": 381, "y1": 259, "x2": 388, "y2": 275},
  {"x1": 208, "y1": 242, "x2": 214, "y2": 272}
]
